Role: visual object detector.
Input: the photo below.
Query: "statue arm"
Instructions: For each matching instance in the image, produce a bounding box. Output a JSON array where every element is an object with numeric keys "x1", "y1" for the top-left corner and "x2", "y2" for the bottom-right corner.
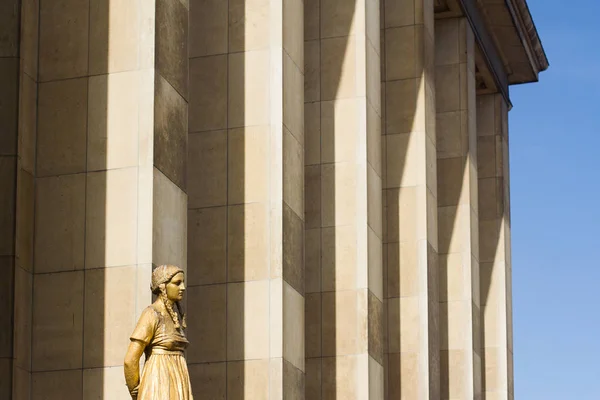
[{"x1": 124, "y1": 340, "x2": 145, "y2": 398}]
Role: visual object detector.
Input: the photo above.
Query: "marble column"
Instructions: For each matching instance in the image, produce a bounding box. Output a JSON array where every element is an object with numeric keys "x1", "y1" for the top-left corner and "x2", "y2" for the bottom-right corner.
[
  {"x1": 477, "y1": 93, "x2": 514, "y2": 400},
  {"x1": 186, "y1": 0, "x2": 305, "y2": 397},
  {"x1": 304, "y1": 0, "x2": 384, "y2": 398},
  {"x1": 25, "y1": 0, "x2": 188, "y2": 398},
  {"x1": 435, "y1": 17, "x2": 482, "y2": 399},
  {"x1": 382, "y1": 0, "x2": 440, "y2": 398}
]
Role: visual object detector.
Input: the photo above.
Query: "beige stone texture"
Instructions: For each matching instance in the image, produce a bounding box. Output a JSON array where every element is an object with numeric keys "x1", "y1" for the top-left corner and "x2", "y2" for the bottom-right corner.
[
  {"x1": 83, "y1": 266, "x2": 137, "y2": 368},
  {"x1": 304, "y1": 0, "x2": 384, "y2": 397},
  {"x1": 228, "y1": 0, "x2": 270, "y2": 53},
  {"x1": 383, "y1": 0, "x2": 439, "y2": 398},
  {"x1": 284, "y1": 56, "x2": 305, "y2": 144},
  {"x1": 227, "y1": 280, "x2": 270, "y2": 360},
  {"x1": 322, "y1": 290, "x2": 368, "y2": 357},
  {"x1": 13, "y1": 266, "x2": 32, "y2": 370},
  {"x1": 153, "y1": 168, "x2": 188, "y2": 269},
  {"x1": 85, "y1": 168, "x2": 138, "y2": 269},
  {"x1": 227, "y1": 50, "x2": 270, "y2": 128},
  {"x1": 87, "y1": 72, "x2": 140, "y2": 172},
  {"x1": 0, "y1": 158, "x2": 16, "y2": 256},
  {"x1": 227, "y1": 359, "x2": 270, "y2": 398},
  {"x1": 477, "y1": 94, "x2": 514, "y2": 398},
  {"x1": 320, "y1": 162, "x2": 358, "y2": 227},
  {"x1": 189, "y1": 0, "x2": 227, "y2": 57},
  {"x1": 38, "y1": 0, "x2": 89, "y2": 81},
  {"x1": 83, "y1": 366, "x2": 130, "y2": 400},
  {"x1": 0, "y1": 257, "x2": 14, "y2": 361},
  {"x1": 35, "y1": 174, "x2": 86, "y2": 273},
  {"x1": 435, "y1": 17, "x2": 481, "y2": 399},
  {"x1": 18, "y1": 73, "x2": 37, "y2": 174},
  {"x1": 14, "y1": 175, "x2": 33, "y2": 272},
  {"x1": 0, "y1": 0, "x2": 20, "y2": 57},
  {"x1": 305, "y1": 227, "x2": 321, "y2": 293},
  {"x1": 37, "y1": 78, "x2": 88, "y2": 177},
  {"x1": 283, "y1": 204, "x2": 305, "y2": 295},
  {"x1": 227, "y1": 126, "x2": 270, "y2": 205},
  {"x1": 227, "y1": 203, "x2": 269, "y2": 282},
  {"x1": 189, "y1": 55, "x2": 228, "y2": 133},
  {"x1": 284, "y1": 128, "x2": 304, "y2": 218},
  {"x1": 188, "y1": 130, "x2": 227, "y2": 208},
  {"x1": 32, "y1": 271, "x2": 84, "y2": 371},
  {"x1": 0, "y1": 59, "x2": 18, "y2": 156},
  {"x1": 187, "y1": 206, "x2": 227, "y2": 286},
  {"x1": 186, "y1": 284, "x2": 227, "y2": 363},
  {"x1": 305, "y1": 101, "x2": 321, "y2": 166},
  {"x1": 188, "y1": 362, "x2": 226, "y2": 399},
  {"x1": 153, "y1": 75, "x2": 188, "y2": 191},
  {"x1": 88, "y1": 0, "x2": 140, "y2": 75},
  {"x1": 32, "y1": 369, "x2": 83, "y2": 400},
  {"x1": 156, "y1": 0, "x2": 189, "y2": 99},
  {"x1": 283, "y1": 281, "x2": 305, "y2": 371}
]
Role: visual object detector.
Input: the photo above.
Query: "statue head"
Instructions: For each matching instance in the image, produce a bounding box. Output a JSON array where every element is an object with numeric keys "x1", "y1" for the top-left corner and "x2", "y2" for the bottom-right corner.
[
  {"x1": 152, "y1": 264, "x2": 186, "y2": 301},
  {"x1": 151, "y1": 264, "x2": 187, "y2": 329}
]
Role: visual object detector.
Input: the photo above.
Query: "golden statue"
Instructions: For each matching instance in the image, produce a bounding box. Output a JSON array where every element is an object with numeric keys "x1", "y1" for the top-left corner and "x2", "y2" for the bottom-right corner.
[{"x1": 124, "y1": 265, "x2": 194, "y2": 400}]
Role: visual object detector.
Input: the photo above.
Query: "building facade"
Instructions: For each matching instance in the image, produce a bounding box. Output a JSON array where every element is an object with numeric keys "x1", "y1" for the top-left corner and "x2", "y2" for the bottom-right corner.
[{"x1": 0, "y1": 0, "x2": 547, "y2": 398}]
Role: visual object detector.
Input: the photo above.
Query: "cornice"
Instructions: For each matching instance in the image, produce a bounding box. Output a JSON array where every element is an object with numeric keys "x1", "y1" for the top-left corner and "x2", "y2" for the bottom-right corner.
[{"x1": 506, "y1": 0, "x2": 549, "y2": 76}]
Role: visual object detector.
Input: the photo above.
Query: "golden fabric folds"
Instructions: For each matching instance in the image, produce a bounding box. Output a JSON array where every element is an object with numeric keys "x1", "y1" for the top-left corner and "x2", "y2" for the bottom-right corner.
[{"x1": 131, "y1": 306, "x2": 193, "y2": 400}]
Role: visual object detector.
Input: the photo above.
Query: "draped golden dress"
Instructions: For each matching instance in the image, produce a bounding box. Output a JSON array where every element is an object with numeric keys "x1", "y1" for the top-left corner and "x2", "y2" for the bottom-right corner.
[{"x1": 130, "y1": 306, "x2": 194, "y2": 400}]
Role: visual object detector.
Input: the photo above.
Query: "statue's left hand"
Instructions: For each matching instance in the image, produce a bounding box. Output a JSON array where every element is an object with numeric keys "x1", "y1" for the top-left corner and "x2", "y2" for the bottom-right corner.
[{"x1": 130, "y1": 385, "x2": 139, "y2": 399}]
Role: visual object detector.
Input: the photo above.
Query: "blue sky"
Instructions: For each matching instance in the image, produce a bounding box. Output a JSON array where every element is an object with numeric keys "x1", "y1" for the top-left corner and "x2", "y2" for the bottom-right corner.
[{"x1": 510, "y1": 1, "x2": 600, "y2": 398}]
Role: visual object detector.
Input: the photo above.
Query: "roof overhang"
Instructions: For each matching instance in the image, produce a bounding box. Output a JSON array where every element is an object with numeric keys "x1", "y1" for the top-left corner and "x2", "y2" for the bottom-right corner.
[{"x1": 435, "y1": 0, "x2": 549, "y2": 107}]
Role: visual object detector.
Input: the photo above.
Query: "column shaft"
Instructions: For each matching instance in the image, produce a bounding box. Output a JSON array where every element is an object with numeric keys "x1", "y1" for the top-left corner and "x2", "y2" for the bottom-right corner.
[
  {"x1": 382, "y1": 0, "x2": 440, "y2": 398},
  {"x1": 1, "y1": 0, "x2": 24, "y2": 398},
  {"x1": 477, "y1": 93, "x2": 514, "y2": 400},
  {"x1": 187, "y1": 0, "x2": 305, "y2": 397},
  {"x1": 435, "y1": 17, "x2": 482, "y2": 399},
  {"x1": 304, "y1": 0, "x2": 384, "y2": 398},
  {"x1": 27, "y1": 0, "x2": 188, "y2": 397}
]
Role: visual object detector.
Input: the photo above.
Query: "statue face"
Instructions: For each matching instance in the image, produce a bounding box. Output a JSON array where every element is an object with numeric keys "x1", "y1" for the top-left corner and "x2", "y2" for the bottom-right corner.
[{"x1": 166, "y1": 272, "x2": 185, "y2": 302}]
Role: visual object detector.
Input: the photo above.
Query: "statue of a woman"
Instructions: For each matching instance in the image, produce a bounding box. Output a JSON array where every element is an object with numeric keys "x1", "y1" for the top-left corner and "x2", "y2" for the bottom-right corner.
[{"x1": 124, "y1": 265, "x2": 194, "y2": 400}]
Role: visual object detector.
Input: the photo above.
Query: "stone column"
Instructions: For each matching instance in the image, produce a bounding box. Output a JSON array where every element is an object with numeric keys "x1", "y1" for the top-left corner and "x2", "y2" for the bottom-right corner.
[
  {"x1": 1, "y1": 0, "x2": 26, "y2": 398},
  {"x1": 382, "y1": 0, "x2": 439, "y2": 398},
  {"x1": 435, "y1": 17, "x2": 482, "y2": 399},
  {"x1": 186, "y1": 0, "x2": 305, "y2": 397},
  {"x1": 304, "y1": 0, "x2": 384, "y2": 398},
  {"x1": 27, "y1": 0, "x2": 188, "y2": 398},
  {"x1": 477, "y1": 93, "x2": 514, "y2": 400}
]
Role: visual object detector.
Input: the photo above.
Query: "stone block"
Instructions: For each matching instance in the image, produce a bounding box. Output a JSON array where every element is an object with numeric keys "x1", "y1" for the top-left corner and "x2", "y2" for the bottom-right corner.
[
  {"x1": 189, "y1": 55, "x2": 227, "y2": 132},
  {"x1": 32, "y1": 369, "x2": 82, "y2": 400},
  {"x1": 188, "y1": 130, "x2": 227, "y2": 208},
  {"x1": 228, "y1": 0, "x2": 270, "y2": 52},
  {"x1": 32, "y1": 271, "x2": 84, "y2": 371},
  {"x1": 89, "y1": 0, "x2": 139, "y2": 75},
  {"x1": 83, "y1": 266, "x2": 136, "y2": 368},
  {"x1": 186, "y1": 284, "x2": 227, "y2": 363},
  {"x1": 85, "y1": 168, "x2": 138, "y2": 269},
  {"x1": 35, "y1": 174, "x2": 85, "y2": 273},
  {"x1": 39, "y1": 0, "x2": 89, "y2": 81},
  {"x1": 37, "y1": 78, "x2": 88, "y2": 176},
  {"x1": 87, "y1": 72, "x2": 140, "y2": 171},
  {"x1": 227, "y1": 203, "x2": 269, "y2": 282},
  {"x1": 154, "y1": 75, "x2": 187, "y2": 191},
  {"x1": 227, "y1": 281, "x2": 270, "y2": 360},
  {"x1": 228, "y1": 50, "x2": 270, "y2": 128},
  {"x1": 187, "y1": 207, "x2": 227, "y2": 286},
  {"x1": 189, "y1": 0, "x2": 228, "y2": 57},
  {"x1": 227, "y1": 126, "x2": 269, "y2": 205},
  {"x1": 156, "y1": 0, "x2": 189, "y2": 99}
]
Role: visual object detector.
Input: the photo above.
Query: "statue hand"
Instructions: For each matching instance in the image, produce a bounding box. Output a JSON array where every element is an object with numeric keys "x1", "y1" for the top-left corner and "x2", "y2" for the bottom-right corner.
[{"x1": 130, "y1": 385, "x2": 139, "y2": 399}]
